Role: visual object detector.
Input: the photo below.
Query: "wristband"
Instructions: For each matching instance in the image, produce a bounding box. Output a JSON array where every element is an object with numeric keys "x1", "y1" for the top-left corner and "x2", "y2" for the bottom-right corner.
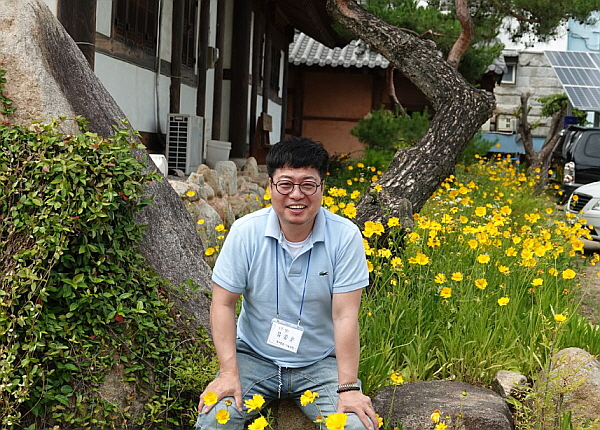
[{"x1": 337, "y1": 382, "x2": 360, "y2": 393}]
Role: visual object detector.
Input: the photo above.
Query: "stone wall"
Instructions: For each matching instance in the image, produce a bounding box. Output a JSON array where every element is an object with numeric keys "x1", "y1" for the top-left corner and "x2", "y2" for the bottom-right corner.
[{"x1": 166, "y1": 157, "x2": 269, "y2": 256}]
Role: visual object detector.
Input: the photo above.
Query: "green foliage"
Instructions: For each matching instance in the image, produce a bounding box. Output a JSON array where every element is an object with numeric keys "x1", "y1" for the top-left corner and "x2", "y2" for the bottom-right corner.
[
  {"x1": 0, "y1": 69, "x2": 15, "y2": 115},
  {"x1": 363, "y1": 0, "x2": 505, "y2": 82},
  {"x1": 538, "y1": 94, "x2": 589, "y2": 126},
  {"x1": 351, "y1": 108, "x2": 430, "y2": 151},
  {"x1": 0, "y1": 116, "x2": 213, "y2": 427}
]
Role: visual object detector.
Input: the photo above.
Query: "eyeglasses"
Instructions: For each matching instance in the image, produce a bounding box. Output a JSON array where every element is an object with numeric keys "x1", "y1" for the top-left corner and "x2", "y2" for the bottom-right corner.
[{"x1": 272, "y1": 179, "x2": 323, "y2": 196}]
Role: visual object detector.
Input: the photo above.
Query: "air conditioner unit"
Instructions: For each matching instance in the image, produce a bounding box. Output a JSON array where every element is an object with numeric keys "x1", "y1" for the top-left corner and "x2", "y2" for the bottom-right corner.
[
  {"x1": 496, "y1": 115, "x2": 517, "y2": 132},
  {"x1": 166, "y1": 114, "x2": 204, "y2": 174}
]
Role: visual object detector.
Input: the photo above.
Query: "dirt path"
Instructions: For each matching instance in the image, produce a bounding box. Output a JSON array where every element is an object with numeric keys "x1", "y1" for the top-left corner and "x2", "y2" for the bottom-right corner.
[{"x1": 580, "y1": 240, "x2": 600, "y2": 325}]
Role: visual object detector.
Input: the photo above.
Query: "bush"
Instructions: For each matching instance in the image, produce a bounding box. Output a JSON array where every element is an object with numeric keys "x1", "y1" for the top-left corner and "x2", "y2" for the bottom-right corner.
[
  {"x1": 351, "y1": 107, "x2": 430, "y2": 151},
  {"x1": 0, "y1": 118, "x2": 213, "y2": 428}
]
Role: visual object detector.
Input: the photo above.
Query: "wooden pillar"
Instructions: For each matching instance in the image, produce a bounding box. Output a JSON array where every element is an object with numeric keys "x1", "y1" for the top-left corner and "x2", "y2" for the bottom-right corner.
[
  {"x1": 57, "y1": 0, "x2": 97, "y2": 69},
  {"x1": 211, "y1": 0, "x2": 226, "y2": 140},
  {"x1": 228, "y1": 0, "x2": 252, "y2": 158},
  {"x1": 170, "y1": 0, "x2": 185, "y2": 114},
  {"x1": 196, "y1": 0, "x2": 210, "y2": 118},
  {"x1": 249, "y1": 2, "x2": 264, "y2": 151}
]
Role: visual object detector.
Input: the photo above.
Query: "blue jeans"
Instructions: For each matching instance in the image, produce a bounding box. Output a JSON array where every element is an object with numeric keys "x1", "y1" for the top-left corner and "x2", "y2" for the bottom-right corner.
[{"x1": 194, "y1": 339, "x2": 370, "y2": 429}]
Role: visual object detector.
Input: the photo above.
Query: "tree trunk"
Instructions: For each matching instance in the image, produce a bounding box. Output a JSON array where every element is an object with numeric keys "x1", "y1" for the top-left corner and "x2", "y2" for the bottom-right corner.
[
  {"x1": 519, "y1": 92, "x2": 535, "y2": 166},
  {"x1": 447, "y1": 0, "x2": 474, "y2": 69},
  {"x1": 327, "y1": 0, "x2": 496, "y2": 228},
  {"x1": 0, "y1": 0, "x2": 212, "y2": 329}
]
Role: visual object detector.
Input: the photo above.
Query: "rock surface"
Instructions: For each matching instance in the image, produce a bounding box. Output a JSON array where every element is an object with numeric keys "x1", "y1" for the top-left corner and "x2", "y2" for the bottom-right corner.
[
  {"x1": 547, "y1": 347, "x2": 600, "y2": 423},
  {"x1": 372, "y1": 380, "x2": 514, "y2": 430}
]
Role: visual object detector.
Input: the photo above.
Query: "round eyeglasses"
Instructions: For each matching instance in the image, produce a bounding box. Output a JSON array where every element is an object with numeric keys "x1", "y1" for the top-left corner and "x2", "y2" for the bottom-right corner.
[{"x1": 272, "y1": 180, "x2": 323, "y2": 196}]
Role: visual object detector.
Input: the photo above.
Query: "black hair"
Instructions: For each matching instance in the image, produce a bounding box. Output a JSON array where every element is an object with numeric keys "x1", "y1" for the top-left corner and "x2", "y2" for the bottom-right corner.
[{"x1": 266, "y1": 136, "x2": 329, "y2": 179}]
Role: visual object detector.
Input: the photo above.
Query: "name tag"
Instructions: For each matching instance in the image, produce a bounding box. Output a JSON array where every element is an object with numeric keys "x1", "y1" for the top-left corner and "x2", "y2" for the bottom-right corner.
[{"x1": 266, "y1": 318, "x2": 304, "y2": 353}]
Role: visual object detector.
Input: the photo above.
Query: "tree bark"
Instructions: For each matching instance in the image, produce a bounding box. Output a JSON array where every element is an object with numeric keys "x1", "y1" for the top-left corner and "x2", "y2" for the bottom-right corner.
[
  {"x1": 327, "y1": 0, "x2": 496, "y2": 228},
  {"x1": 519, "y1": 92, "x2": 535, "y2": 165},
  {"x1": 447, "y1": 0, "x2": 474, "y2": 69}
]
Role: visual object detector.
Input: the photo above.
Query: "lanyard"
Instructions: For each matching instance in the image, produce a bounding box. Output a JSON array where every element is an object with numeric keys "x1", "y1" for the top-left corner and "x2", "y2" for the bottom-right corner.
[{"x1": 274, "y1": 241, "x2": 312, "y2": 326}]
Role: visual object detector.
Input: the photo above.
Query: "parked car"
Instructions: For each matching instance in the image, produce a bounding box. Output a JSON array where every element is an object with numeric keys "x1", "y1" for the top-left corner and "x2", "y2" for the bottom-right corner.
[
  {"x1": 551, "y1": 125, "x2": 600, "y2": 202},
  {"x1": 565, "y1": 181, "x2": 600, "y2": 241}
]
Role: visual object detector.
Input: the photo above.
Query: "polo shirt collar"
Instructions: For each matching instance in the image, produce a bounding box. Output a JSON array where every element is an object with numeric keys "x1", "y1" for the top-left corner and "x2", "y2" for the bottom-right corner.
[{"x1": 265, "y1": 207, "x2": 326, "y2": 244}]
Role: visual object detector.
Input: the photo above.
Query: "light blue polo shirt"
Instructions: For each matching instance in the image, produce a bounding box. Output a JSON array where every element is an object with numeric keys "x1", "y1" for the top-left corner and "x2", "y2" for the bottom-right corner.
[{"x1": 212, "y1": 206, "x2": 369, "y2": 367}]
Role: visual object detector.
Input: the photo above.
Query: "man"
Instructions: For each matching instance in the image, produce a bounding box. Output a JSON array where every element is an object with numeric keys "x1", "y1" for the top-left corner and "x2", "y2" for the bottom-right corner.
[{"x1": 195, "y1": 137, "x2": 378, "y2": 429}]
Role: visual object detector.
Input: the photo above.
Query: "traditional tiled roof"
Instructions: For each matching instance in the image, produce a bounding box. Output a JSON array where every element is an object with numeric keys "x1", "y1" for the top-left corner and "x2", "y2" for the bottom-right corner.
[{"x1": 289, "y1": 31, "x2": 390, "y2": 68}]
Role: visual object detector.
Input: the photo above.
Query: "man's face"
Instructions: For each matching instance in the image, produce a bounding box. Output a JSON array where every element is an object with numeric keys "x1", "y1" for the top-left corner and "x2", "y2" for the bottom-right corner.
[{"x1": 269, "y1": 166, "x2": 324, "y2": 240}]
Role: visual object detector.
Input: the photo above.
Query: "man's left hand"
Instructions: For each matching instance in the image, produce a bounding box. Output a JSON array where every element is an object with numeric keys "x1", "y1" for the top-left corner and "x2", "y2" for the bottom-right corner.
[{"x1": 337, "y1": 390, "x2": 379, "y2": 429}]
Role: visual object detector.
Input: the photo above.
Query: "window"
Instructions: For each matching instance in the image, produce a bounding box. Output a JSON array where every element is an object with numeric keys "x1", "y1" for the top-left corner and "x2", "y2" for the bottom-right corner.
[
  {"x1": 502, "y1": 56, "x2": 518, "y2": 85},
  {"x1": 113, "y1": 0, "x2": 159, "y2": 54}
]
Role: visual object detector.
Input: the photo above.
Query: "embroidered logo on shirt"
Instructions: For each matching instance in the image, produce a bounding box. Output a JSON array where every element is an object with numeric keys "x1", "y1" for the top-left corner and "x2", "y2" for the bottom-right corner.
[{"x1": 319, "y1": 271, "x2": 329, "y2": 276}]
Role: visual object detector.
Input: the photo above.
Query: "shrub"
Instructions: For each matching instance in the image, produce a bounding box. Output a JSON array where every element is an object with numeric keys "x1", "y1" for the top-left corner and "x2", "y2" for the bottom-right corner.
[{"x1": 0, "y1": 118, "x2": 213, "y2": 428}]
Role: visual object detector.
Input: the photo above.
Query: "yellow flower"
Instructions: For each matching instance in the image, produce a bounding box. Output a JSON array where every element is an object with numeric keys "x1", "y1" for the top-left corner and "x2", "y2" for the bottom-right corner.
[
  {"x1": 475, "y1": 278, "x2": 488, "y2": 290},
  {"x1": 215, "y1": 409, "x2": 230, "y2": 424},
  {"x1": 390, "y1": 370, "x2": 404, "y2": 384},
  {"x1": 498, "y1": 265, "x2": 510, "y2": 274},
  {"x1": 215, "y1": 224, "x2": 226, "y2": 232},
  {"x1": 357, "y1": 162, "x2": 365, "y2": 168},
  {"x1": 549, "y1": 267, "x2": 558, "y2": 277},
  {"x1": 430, "y1": 410, "x2": 441, "y2": 423},
  {"x1": 203, "y1": 392, "x2": 218, "y2": 406},
  {"x1": 377, "y1": 414, "x2": 384, "y2": 428},
  {"x1": 248, "y1": 416, "x2": 269, "y2": 430},
  {"x1": 343, "y1": 204, "x2": 357, "y2": 219},
  {"x1": 387, "y1": 217, "x2": 400, "y2": 227},
  {"x1": 197, "y1": 219, "x2": 205, "y2": 225},
  {"x1": 186, "y1": 190, "x2": 196, "y2": 197},
  {"x1": 477, "y1": 254, "x2": 490, "y2": 264},
  {"x1": 409, "y1": 252, "x2": 430, "y2": 265},
  {"x1": 554, "y1": 313, "x2": 567, "y2": 323},
  {"x1": 205, "y1": 247, "x2": 216, "y2": 256},
  {"x1": 367, "y1": 261, "x2": 374, "y2": 272},
  {"x1": 244, "y1": 394, "x2": 265, "y2": 412},
  {"x1": 435, "y1": 423, "x2": 448, "y2": 430},
  {"x1": 350, "y1": 190, "x2": 361, "y2": 200},
  {"x1": 451, "y1": 272, "x2": 463, "y2": 282},
  {"x1": 505, "y1": 247, "x2": 517, "y2": 257},
  {"x1": 497, "y1": 297, "x2": 510, "y2": 306},
  {"x1": 325, "y1": 412, "x2": 348, "y2": 430},
  {"x1": 348, "y1": 165, "x2": 354, "y2": 170},
  {"x1": 374, "y1": 184, "x2": 383, "y2": 192},
  {"x1": 434, "y1": 273, "x2": 447, "y2": 284},
  {"x1": 300, "y1": 390, "x2": 320, "y2": 406},
  {"x1": 531, "y1": 278, "x2": 543, "y2": 287},
  {"x1": 475, "y1": 206, "x2": 487, "y2": 217},
  {"x1": 440, "y1": 287, "x2": 452, "y2": 299},
  {"x1": 468, "y1": 239, "x2": 478, "y2": 249},
  {"x1": 391, "y1": 257, "x2": 403, "y2": 268},
  {"x1": 562, "y1": 269, "x2": 576, "y2": 280},
  {"x1": 378, "y1": 248, "x2": 392, "y2": 258}
]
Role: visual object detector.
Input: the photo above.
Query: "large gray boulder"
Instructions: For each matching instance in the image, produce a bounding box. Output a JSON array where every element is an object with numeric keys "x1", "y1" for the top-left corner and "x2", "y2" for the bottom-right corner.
[
  {"x1": 372, "y1": 380, "x2": 514, "y2": 430},
  {"x1": 0, "y1": 0, "x2": 212, "y2": 327},
  {"x1": 547, "y1": 347, "x2": 600, "y2": 423}
]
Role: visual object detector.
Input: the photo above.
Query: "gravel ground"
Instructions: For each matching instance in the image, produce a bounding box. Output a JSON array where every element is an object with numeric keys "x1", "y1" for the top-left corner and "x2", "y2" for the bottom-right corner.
[{"x1": 579, "y1": 240, "x2": 600, "y2": 325}]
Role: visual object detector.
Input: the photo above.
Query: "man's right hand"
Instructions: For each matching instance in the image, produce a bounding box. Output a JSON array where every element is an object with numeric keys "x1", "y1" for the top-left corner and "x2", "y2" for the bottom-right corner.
[{"x1": 197, "y1": 372, "x2": 243, "y2": 414}]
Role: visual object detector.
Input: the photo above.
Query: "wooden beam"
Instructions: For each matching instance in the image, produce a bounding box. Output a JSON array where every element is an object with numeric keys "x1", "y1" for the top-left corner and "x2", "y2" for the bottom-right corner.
[
  {"x1": 170, "y1": 0, "x2": 185, "y2": 114},
  {"x1": 211, "y1": 0, "x2": 226, "y2": 140},
  {"x1": 196, "y1": 0, "x2": 210, "y2": 118},
  {"x1": 57, "y1": 0, "x2": 97, "y2": 69},
  {"x1": 228, "y1": 0, "x2": 253, "y2": 158}
]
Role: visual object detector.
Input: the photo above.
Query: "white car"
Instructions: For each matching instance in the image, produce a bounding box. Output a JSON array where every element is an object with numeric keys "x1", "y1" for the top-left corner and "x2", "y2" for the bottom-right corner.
[{"x1": 566, "y1": 181, "x2": 600, "y2": 240}]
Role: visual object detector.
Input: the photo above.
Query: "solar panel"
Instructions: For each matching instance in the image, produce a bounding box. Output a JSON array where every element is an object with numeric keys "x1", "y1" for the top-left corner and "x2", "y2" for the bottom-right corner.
[{"x1": 545, "y1": 51, "x2": 600, "y2": 111}]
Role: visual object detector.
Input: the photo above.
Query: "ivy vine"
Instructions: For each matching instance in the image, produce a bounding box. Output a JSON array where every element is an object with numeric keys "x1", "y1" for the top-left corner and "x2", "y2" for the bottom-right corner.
[{"x1": 0, "y1": 70, "x2": 216, "y2": 428}]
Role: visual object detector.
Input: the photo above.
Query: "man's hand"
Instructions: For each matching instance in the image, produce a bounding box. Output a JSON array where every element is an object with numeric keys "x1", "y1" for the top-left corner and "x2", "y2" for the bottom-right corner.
[
  {"x1": 197, "y1": 372, "x2": 243, "y2": 414},
  {"x1": 337, "y1": 390, "x2": 379, "y2": 429}
]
